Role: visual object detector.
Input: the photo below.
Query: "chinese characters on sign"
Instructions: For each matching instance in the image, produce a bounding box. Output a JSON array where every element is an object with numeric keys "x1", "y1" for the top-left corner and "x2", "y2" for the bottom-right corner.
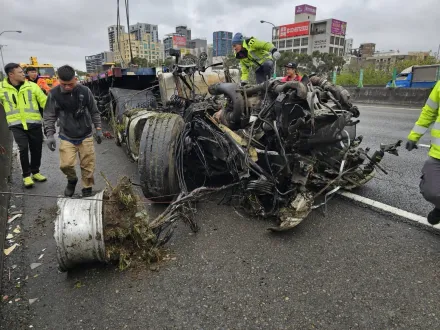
[
  {"x1": 279, "y1": 21, "x2": 310, "y2": 39},
  {"x1": 295, "y1": 4, "x2": 317, "y2": 15},
  {"x1": 313, "y1": 39, "x2": 327, "y2": 50}
]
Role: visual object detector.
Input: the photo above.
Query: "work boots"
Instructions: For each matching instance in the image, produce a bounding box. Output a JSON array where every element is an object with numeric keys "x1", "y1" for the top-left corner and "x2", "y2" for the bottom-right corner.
[
  {"x1": 82, "y1": 187, "x2": 92, "y2": 197},
  {"x1": 427, "y1": 208, "x2": 440, "y2": 225},
  {"x1": 64, "y1": 179, "x2": 78, "y2": 197}
]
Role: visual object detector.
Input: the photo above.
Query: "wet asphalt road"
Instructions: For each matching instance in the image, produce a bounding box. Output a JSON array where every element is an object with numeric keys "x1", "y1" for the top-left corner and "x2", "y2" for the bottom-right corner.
[
  {"x1": 354, "y1": 104, "x2": 433, "y2": 217},
  {"x1": 1, "y1": 105, "x2": 440, "y2": 330}
]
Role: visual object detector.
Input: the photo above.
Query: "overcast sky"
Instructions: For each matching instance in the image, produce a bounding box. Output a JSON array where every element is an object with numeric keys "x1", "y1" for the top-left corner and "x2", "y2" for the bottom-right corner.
[{"x1": 1, "y1": 0, "x2": 438, "y2": 71}]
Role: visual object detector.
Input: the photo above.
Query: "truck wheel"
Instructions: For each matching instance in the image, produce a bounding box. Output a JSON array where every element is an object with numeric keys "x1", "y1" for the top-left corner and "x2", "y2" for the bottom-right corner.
[{"x1": 138, "y1": 113, "x2": 184, "y2": 202}]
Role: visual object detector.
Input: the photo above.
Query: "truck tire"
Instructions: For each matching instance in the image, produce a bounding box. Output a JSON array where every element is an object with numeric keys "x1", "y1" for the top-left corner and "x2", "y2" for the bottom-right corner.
[{"x1": 138, "y1": 113, "x2": 184, "y2": 202}]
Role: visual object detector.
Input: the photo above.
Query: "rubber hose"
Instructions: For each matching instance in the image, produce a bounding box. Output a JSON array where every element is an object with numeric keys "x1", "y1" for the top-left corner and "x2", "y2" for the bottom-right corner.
[
  {"x1": 273, "y1": 81, "x2": 308, "y2": 100},
  {"x1": 208, "y1": 83, "x2": 244, "y2": 127}
]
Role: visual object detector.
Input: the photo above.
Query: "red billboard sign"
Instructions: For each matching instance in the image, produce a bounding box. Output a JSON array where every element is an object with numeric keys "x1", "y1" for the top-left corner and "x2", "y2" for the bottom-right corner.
[
  {"x1": 173, "y1": 35, "x2": 187, "y2": 47},
  {"x1": 279, "y1": 21, "x2": 310, "y2": 39}
]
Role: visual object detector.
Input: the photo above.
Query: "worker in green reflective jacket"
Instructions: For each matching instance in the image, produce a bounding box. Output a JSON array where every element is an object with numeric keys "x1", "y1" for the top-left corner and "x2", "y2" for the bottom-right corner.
[
  {"x1": 232, "y1": 32, "x2": 281, "y2": 86},
  {"x1": 0, "y1": 63, "x2": 48, "y2": 188},
  {"x1": 406, "y1": 81, "x2": 440, "y2": 225}
]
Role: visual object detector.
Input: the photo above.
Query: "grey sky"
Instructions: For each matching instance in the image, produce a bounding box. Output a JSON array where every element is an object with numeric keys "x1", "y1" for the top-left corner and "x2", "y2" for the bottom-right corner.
[{"x1": 1, "y1": 0, "x2": 438, "y2": 71}]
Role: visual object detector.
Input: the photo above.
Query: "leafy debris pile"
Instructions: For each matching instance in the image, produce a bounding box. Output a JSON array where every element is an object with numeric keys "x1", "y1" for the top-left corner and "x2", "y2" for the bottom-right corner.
[{"x1": 102, "y1": 176, "x2": 161, "y2": 270}]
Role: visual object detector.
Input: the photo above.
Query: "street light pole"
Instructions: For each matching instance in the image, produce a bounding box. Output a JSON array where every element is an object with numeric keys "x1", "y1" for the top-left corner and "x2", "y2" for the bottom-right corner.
[
  {"x1": 0, "y1": 30, "x2": 22, "y2": 37},
  {"x1": 0, "y1": 30, "x2": 22, "y2": 74},
  {"x1": 260, "y1": 20, "x2": 277, "y2": 78},
  {"x1": 0, "y1": 45, "x2": 6, "y2": 75}
]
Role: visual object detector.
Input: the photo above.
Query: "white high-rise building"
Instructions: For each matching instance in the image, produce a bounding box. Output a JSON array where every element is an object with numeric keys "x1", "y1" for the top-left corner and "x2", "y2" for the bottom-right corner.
[{"x1": 108, "y1": 25, "x2": 125, "y2": 52}]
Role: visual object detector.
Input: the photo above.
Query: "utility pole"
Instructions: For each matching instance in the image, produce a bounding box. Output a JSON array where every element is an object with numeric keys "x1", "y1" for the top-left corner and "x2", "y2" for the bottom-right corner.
[
  {"x1": 0, "y1": 45, "x2": 6, "y2": 75},
  {"x1": 260, "y1": 20, "x2": 277, "y2": 78}
]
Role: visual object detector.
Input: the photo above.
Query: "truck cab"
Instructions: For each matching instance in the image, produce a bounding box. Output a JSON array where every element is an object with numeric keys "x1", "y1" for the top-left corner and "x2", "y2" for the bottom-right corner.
[
  {"x1": 386, "y1": 66, "x2": 413, "y2": 88},
  {"x1": 386, "y1": 65, "x2": 440, "y2": 88}
]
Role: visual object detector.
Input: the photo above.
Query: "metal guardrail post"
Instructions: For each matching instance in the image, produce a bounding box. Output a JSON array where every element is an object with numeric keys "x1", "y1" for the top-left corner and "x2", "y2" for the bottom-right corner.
[
  {"x1": 390, "y1": 68, "x2": 397, "y2": 88},
  {"x1": 357, "y1": 69, "x2": 364, "y2": 88}
]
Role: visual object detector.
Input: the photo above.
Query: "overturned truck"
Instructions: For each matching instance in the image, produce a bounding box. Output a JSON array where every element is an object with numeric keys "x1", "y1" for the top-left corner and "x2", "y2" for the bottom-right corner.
[{"x1": 87, "y1": 53, "x2": 401, "y2": 231}]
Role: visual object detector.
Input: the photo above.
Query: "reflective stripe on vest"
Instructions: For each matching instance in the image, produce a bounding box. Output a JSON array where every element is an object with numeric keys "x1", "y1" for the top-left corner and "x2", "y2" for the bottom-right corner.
[
  {"x1": 411, "y1": 124, "x2": 429, "y2": 135},
  {"x1": 427, "y1": 97, "x2": 439, "y2": 110},
  {"x1": 7, "y1": 119, "x2": 41, "y2": 127},
  {"x1": 3, "y1": 92, "x2": 18, "y2": 114},
  {"x1": 4, "y1": 87, "x2": 42, "y2": 129},
  {"x1": 250, "y1": 51, "x2": 261, "y2": 61}
]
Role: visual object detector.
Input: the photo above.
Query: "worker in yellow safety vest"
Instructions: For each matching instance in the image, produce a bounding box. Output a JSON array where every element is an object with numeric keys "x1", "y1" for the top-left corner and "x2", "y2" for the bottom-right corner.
[
  {"x1": 232, "y1": 32, "x2": 281, "y2": 85},
  {"x1": 406, "y1": 81, "x2": 440, "y2": 224},
  {"x1": 0, "y1": 63, "x2": 48, "y2": 188}
]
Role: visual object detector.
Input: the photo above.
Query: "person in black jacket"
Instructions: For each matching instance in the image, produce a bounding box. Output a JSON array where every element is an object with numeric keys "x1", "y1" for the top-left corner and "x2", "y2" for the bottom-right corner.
[{"x1": 43, "y1": 65, "x2": 103, "y2": 197}]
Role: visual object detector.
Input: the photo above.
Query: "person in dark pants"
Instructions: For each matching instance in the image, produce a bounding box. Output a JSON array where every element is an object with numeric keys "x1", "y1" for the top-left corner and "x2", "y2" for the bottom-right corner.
[
  {"x1": 406, "y1": 81, "x2": 440, "y2": 224},
  {"x1": 0, "y1": 63, "x2": 48, "y2": 188}
]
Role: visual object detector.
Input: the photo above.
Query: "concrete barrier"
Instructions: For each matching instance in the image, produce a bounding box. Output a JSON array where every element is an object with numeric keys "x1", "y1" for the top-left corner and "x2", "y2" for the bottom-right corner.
[
  {"x1": 0, "y1": 105, "x2": 13, "y2": 291},
  {"x1": 345, "y1": 87, "x2": 432, "y2": 107}
]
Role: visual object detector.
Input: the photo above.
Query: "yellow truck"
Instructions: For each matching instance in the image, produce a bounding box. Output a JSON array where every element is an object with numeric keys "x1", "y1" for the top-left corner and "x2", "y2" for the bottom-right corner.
[{"x1": 20, "y1": 56, "x2": 57, "y2": 86}]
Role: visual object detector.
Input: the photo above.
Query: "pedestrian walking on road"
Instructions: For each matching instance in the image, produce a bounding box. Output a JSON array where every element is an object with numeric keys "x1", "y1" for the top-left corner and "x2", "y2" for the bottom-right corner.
[
  {"x1": 232, "y1": 32, "x2": 281, "y2": 86},
  {"x1": 43, "y1": 65, "x2": 103, "y2": 197},
  {"x1": 0, "y1": 63, "x2": 48, "y2": 188},
  {"x1": 406, "y1": 81, "x2": 440, "y2": 224}
]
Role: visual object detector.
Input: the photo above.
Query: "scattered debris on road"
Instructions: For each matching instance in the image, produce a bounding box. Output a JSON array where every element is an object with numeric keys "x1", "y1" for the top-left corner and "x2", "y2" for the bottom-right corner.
[
  {"x1": 12, "y1": 225, "x2": 21, "y2": 234},
  {"x1": 8, "y1": 214, "x2": 22, "y2": 224},
  {"x1": 30, "y1": 263, "x2": 42, "y2": 270},
  {"x1": 4, "y1": 243, "x2": 18, "y2": 256}
]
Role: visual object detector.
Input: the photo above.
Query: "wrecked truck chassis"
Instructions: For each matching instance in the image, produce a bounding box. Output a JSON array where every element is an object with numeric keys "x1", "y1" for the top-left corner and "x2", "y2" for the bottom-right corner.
[
  {"x1": 107, "y1": 68, "x2": 240, "y2": 162},
  {"x1": 109, "y1": 73, "x2": 402, "y2": 231}
]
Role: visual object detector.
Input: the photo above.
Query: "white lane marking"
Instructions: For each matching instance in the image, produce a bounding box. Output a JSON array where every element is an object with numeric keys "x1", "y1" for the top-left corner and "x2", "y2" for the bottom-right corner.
[
  {"x1": 360, "y1": 105, "x2": 420, "y2": 111},
  {"x1": 338, "y1": 191, "x2": 440, "y2": 230}
]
